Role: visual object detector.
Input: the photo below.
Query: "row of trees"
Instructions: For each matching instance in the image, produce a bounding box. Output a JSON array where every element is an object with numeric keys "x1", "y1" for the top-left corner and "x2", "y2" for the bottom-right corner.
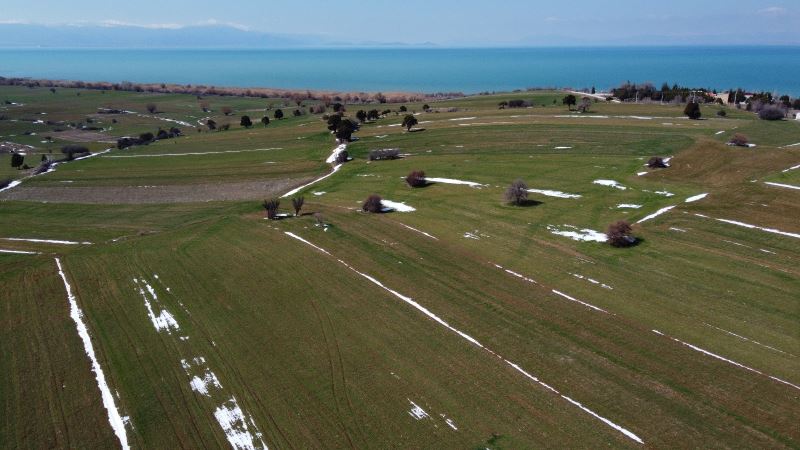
[
  {"x1": 262, "y1": 196, "x2": 305, "y2": 220},
  {"x1": 612, "y1": 82, "x2": 716, "y2": 103},
  {"x1": 117, "y1": 127, "x2": 182, "y2": 149},
  {"x1": 9, "y1": 144, "x2": 91, "y2": 170}
]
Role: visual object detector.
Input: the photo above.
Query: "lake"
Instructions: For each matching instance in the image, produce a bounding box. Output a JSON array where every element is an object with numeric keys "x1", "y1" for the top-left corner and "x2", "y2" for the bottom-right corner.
[{"x1": 1, "y1": 46, "x2": 798, "y2": 95}]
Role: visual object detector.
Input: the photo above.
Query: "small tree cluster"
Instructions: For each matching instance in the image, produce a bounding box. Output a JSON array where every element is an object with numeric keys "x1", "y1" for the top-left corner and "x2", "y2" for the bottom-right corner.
[
  {"x1": 10, "y1": 152, "x2": 24, "y2": 169},
  {"x1": 262, "y1": 198, "x2": 281, "y2": 220},
  {"x1": 368, "y1": 149, "x2": 400, "y2": 161},
  {"x1": 61, "y1": 145, "x2": 90, "y2": 160},
  {"x1": 647, "y1": 156, "x2": 667, "y2": 168},
  {"x1": 362, "y1": 194, "x2": 383, "y2": 213},
  {"x1": 504, "y1": 179, "x2": 528, "y2": 205},
  {"x1": 607, "y1": 220, "x2": 636, "y2": 247},
  {"x1": 406, "y1": 170, "x2": 426, "y2": 188}
]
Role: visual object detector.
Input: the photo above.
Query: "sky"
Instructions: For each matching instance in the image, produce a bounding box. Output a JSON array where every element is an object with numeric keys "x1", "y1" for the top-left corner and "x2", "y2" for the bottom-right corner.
[{"x1": 2, "y1": 0, "x2": 799, "y2": 46}]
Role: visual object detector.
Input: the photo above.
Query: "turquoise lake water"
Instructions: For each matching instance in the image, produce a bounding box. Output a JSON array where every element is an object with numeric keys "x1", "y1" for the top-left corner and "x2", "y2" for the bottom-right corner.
[{"x1": 1, "y1": 47, "x2": 798, "y2": 95}]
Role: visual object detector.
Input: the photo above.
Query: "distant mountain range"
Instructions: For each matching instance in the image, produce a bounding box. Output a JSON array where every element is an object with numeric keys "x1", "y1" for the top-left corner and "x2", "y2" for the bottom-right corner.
[{"x1": 0, "y1": 23, "x2": 437, "y2": 48}]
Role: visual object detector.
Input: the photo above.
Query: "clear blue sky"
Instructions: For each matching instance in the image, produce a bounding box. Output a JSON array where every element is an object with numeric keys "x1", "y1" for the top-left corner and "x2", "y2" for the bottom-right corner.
[{"x1": 2, "y1": 0, "x2": 798, "y2": 45}]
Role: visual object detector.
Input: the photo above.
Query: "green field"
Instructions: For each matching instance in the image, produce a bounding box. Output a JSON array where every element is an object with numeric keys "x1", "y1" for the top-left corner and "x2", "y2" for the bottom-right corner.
[{"x1": 1, "y1": 86, "x2": 799, "y2": 449}]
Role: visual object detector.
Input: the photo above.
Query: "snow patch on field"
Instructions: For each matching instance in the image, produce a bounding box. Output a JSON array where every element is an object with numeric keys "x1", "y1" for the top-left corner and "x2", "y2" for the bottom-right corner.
[
  {"x1": 448, "y1": 117, "x2": 476, "y2": 121},
  {"x1": 617, "y1": 204, "x2": 642, "y2": 209},
  {"x1": 782, "y1": 164, "x2": 800, "y2": 172},
  {"x1": 527, "y1": 188, "x2": 582, "y2": 199},
  {"x1": 282, "y1": 164, "x2": 342, "y2": 198},
  {"x1": 285, "y1": 232, "x2": 643, "y2": 444},
  {"x1": 704, "y1": 323, "x2": 793, "y2": 356},
  {"x1": 3, "y1": 237, "x2": 92, "y2": 245},
  {"x1": 695, "y1": 214, "x2": 800, "y2": 239},
  {"x1": 493, "y1": 263, "x2": 538, "y2": 284},
  {"x1": 0, "y1": 180, "x2": 22, "y2": 193},
  {"x1": 637, "y1": 206, "x2": 676, "y2": 223},
  {"x1": 190, "y1": 370, "x2": 223, "y2": 396},
  {"x1": 685, "y1": 193, "x2": 708, "y2": 203},
  {"x1": 1, "y1": 248, "x2": 40, "y2": 254},
  {"x1": 570, "y1": 273, "x2": 613, "y2": 290},
  {"x1": 554, "y1": 146, "x2": 572, "y2": 149},
  {"x1": 325, "y1": 143, "x2": 349, "y2": 164},
  {"x1": 214, "y1": 398, "x2": 269, "y2": 450},
  {"x1": 107, "y1": 148, "x2": 282, "y2": 158},
  {"x1": 134, "y1": 278, "x2": 180, "y2": 333},
  {"x1": 593, "y1": 179, "x2": 627, "y2": 190},
  {"x1": 425, "y1": 177, "x2": 484, "y2": 188},
  {"x1": 552, "y1": 290, "x2": 609, "y2": 313},
  {"x1": 652, "y1": 330, "x2": 800, "y2": 391},
  {"x1": 547, "y1": 225, "x2": 607, "y2": 242},
  {"x1": 56, "y1": 258, "x2": 130, "y2": 449},
  {"x1": 408, "y1": 400, "x2": 429, "y2": 420},
  {"x1": 381, "y1": 200, "x2": 416, "y2": 212},
  {"x1": 397, "y1": 222, "x2": 438, "y2": 240},
  {"x1": 765, "y1": 182, "x2": 800, "y2": 191}
]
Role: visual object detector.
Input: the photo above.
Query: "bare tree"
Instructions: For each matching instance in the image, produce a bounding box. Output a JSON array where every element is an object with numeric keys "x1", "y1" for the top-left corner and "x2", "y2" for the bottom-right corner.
[
  {"x1": 221, "y1": 106, "x2": 233, "y2": 116},
  {"x1": 504, "y1": 179, "x2": 528, "y2": 205},
  {"x1": 292, "y1": 196, "x2": 305, "y2": 216},
  {"x1": 262, "y1": 198, "x2": 280, "y2": 220},
  {"x1": 146, "y1": 103, "x2": 158, "y2": 114},
  {"x1": 607, "y1": 220, "x2": 636, "y2": 247},
  {"x1": 362, "y1": 194, "x2": 383, "y2": 213},
  {"x1": 578, "y1": 97, "x2": 592, "y2": 113}
]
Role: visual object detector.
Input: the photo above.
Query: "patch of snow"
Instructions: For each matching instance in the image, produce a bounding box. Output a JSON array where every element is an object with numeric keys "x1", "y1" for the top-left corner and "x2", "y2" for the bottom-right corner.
[
  {"x1": 715, "y1": 131, "x2": 725, "y2": 135},
  {"x1": 134, "y1": 278, "x2": 180, "y2": 333},
  {"x1": 554, "y1": 146, "x2": 572, "y2": 149},
  {"x1": 3, "y1": 237, "x2": 92, "y2": 245},
  {"x1": 493, "y1": 263, "x2": 538, "y2": 285},
  {"x1": 527, "y1": 188, "x2": 582, "y2": 199},
  {"x1": 375, "y1": 135, "x2": 388, "y2": 139},
  {"x1": 782, "y1": 163, "x2": 800, "y2": 172},
  {"x1": 636, "y1": 172, "x2": 648, "y2": 176},
  {"x1": 325, "y1": 143, "x2": 348, "y2": 164},
  {"x1": 381, "y1": 200, "x2": 415, "y2": 212},
  {"x1": 190, "y1": 370, "x2": 223, "y2": 397},
  {"x1": 617, "y1": 204, "x2": 642, "y2": 209},
  {"x1": 593, "y1": 179, "x2": 627, "y2": 190},
  {"x1": 448, "y1": 117, "x2": 476, "y2": 121},
  {"x1": 669, "y1": 227, "x2": 687, "y2": 233},
  {"x1": 282, "y1": 164, "x2": 342, "y2": 198},
  {"x1": 442, "y1": 415, "x2": 458, "y2": 431},
  {"x1": 312, "y1": 191, "x2": 326, "y2": 196},
  {"x1": 397, "y1": 222, "x2": 438, "y2": 240},
  {"x1": 704, "y1": 323, "x2": 791, "y2": 356},
  {"x1": 696, "y1": 215, "x2": 800, "y2": 239},
  {"x1": 408, "y1": 400, "x2": 429, "y2": 420},
  {"x1": 463, "y1": 232, "x2": 480, "y2": 240},
  {"x1": 213, "y1": 397, "x2": 269, "y2": 450},
  {"x1": 685, "y1": 193, "x2": 708, "y2": 203},
  {"x1": 652, "y1": 330, "x2": 800, "y2": 391},
  {"x1": 547, "y1": 225, "x2": 607, "y2": 242},
  {"x1": 0, "y1": 180, "x2": 22, "y2": 193},
  {"x1": 765, "y1": 182, "x2": 800, "y2": 191},
  {"x1": 284, "y1": 232, "x2": 645, "y2": 445},
  {"x1": 637, "y1": 206, "x2": 676, "y2": 223},
  {"x1": 106, "y1": 148, "x2": 281, "y2": 158},
  {"x1": 552, "y1": 290, "x2": 609, "y2": 313},
  {"x1": 0, "y1": 248, "x2": 40, "y2": 254},
  {"x1": 425, "y1": 177, "x2": 484, "y2": 188},
  {"x1": 57, "y1": 258, "x2": 130, "y2": 449},
  {"x1": 570, "y1": 273, "x2": 613, "y2": 290},
  {"x1": 651, "y1": 190, "x2": 675, "y2": 197}
]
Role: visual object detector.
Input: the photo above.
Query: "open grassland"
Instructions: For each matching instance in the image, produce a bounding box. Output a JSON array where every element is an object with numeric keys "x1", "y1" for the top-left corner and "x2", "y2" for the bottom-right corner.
[{"x1": 1, "y1": 86, "x2": 799, "y2": 449}]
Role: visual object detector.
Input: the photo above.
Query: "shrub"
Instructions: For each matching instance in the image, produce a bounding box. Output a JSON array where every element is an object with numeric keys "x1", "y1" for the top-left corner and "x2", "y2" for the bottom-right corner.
[
  {"x1": 504, "y1": 179, "x2": 528, "y2": 205},
  {"x1": 507, "y1": 99, "x2": 530, "y2": 108},
  {"x1": 399, "y1": 105, "x2": 408, "y2": 112},
  {"x1": 139, "y1": 132, "x2": 155, "y2": 143},
  {"x1": 240, "y1": 115, "x2": 253, "y2": 128},
  {"x1": 716, "y1": 109, "x2": 727, "y2": 117},
  {"x1": 206, "y1": 119, "x2": 217, "y2": 130},
  {"x1": 362, "y1": 194, "x2": 383, "y2": 213},
  {"x1": 647, "y1": 156, "x2": 667, "y2": 168},
  {"x1": 0, "y1": 178, "x2": 11, "y2": 189},
  {"x1": 607, "y1": 220, "x2": 636, "y2": 247},
  {"x1": 274, "y1": 109, "x2": 284, "y2": 120},
  {"x1": 156, "y1": 129, "x2": 170, "y2": 140},
  {"x1": 117, "y1": 137, "x2": 139, "y2": 149},
  {"x1": 33, "y1": 160, "x2": 53, "y2": 175},
  {"x1": 758, "y1": 105, "x2": 786, "y2": 121},
  {"x1": 261, "y1": 116, "x2": 270, "y2": 127},
  {"x1": 406, "y1": 170, "x2": 426, "y2": 187},
  {"x1": 262, "y1": 198, "x2": 280, "y2": 220},
  {"x1": 368, "y1": 149, "x2": 400, "y2": 161},
  {"x1": 146, "y1": 103, "x2": 157, "y2": 114},
  {"x1": 684, "y1": 102, "x2": 701, "y2": 119},
  {"x1": 729, "y1": 133, "x2": 749, "y2": 147},
  {"x1": 335, "y1": 150, "x2": 350, "y2": 163},
  {"x1": 356, "y1": 110, "x2": 367, "y2": 123},
  {"x1": 367, "y1": 109, "x2": 380, "y2": 121},
  {"x1": 562, "y1": 95, "x2": 577, "y2": 110},
  {"x1": 293, "y1": 109, "x2": 302, "y2": 117},
  {"x1": 291, "y1": 196, "x2": 304, "y2": 216},
  {"x1": 219, "y1": 124, "x2": 230, "y2": 131},
  {"x1": 221, "y1": 106, "x2": 233, "y2": 116}
]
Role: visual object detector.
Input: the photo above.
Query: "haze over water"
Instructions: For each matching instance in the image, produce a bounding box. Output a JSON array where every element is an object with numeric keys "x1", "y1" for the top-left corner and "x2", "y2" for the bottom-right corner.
[{"x1": 1, "y1": 46, "x2": 798, "y2": 95}]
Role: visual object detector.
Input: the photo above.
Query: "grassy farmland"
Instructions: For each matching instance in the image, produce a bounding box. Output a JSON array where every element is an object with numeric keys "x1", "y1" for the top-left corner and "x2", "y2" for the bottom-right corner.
[{"x1": 1, "y1": 86, "x2": 799, "y2": 449}]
